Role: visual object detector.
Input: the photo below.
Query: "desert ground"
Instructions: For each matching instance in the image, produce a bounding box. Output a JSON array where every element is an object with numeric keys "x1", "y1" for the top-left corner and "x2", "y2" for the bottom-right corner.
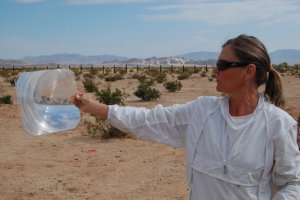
[{"x1": 0, "y1": 67, "x2": 299, "y2": 200}]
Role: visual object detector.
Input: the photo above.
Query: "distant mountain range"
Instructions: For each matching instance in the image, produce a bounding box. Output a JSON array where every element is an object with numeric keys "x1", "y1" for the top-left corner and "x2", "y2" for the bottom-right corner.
[
  {"x1": 1, "y1": 49, "x2": 299, "y2": 67},
  {"x1": 179, "y1": 49, "x2": 300, "y2": 65},
  {"x1": 22, "y1": 53, "x2": 128, "y2": 65},
  {"x1": 269, "y1": 49, "x2": 300, "y2": 65}
]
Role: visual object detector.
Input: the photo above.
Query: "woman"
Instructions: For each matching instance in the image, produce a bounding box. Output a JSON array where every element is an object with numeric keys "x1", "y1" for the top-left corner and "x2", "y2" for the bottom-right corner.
[{"x1": 73, "y1": 34, "x2": 300, "y2": 199}]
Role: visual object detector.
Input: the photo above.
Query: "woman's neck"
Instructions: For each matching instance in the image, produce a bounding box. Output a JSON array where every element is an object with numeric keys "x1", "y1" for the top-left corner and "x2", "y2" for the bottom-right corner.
[{"x1": 229, "y1": 91, "x2": 259, "y2": 116}]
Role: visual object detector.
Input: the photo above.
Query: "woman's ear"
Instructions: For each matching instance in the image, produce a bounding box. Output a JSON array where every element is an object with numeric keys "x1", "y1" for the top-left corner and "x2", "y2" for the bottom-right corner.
[{"x1": 245, "y1": 64, "x2": 256, "y2": 82}]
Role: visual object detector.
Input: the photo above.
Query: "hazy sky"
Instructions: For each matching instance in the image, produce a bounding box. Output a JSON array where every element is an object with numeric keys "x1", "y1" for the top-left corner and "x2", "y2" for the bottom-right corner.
[{"x1": 1, "y1": 0, "x2": 300, "y2": 59}]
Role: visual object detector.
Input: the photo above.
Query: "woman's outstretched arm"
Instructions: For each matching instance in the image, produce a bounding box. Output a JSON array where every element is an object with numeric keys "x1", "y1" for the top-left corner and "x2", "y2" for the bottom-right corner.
[{"x1": 72, "y1": 93, "x2": 108, "y2": 120}]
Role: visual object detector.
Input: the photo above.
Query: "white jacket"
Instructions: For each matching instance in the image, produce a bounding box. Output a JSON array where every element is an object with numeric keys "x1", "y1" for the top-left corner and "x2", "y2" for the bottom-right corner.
[{"x1": 108, "y1": 95, "x2": 300, "y2": 199}]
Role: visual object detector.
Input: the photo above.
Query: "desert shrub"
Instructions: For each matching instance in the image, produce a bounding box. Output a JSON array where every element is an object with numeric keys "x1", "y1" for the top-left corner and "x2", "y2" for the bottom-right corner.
[
  {"x1": 131, "y1": 73, "x2": 148, "y2": 83},
  {"x1": 95, "y1": 87, "x2": 125, "y2": 105},
  {"x1": 104, "y1": 74, "x2": 123, "y2": 82},
  {"x1": 274, "y1": 64, "x2": 287, "y2": 73},
  {"x1": 11, "y1": 70, "x2": 20, "y2": 76},
  {"x1": 131, "y1": 73, "x2": 139, "y2": 79},
  {"x1": 208, "y1": 77, "x2": 214, "y2": 82},
  {"x1": 0, "y1": 70, "x2": 10, "y2": 78},
  {"x1": 0, "y1": 95, "x2": 12, "y2": 104},
  {"x1": 193, "y1": 67, "x2": 201, "y2": 73},
  {"x1": 96, "y1": 73, "x2": 105, "y2": 79},
  {"x1": 154, "y1": 73, "x2": 167, "y2": 83},
  {"x1": 147, "y1": 69, "x2": 160, "y2": 76},
  {"x1": 174, "y1": 68, "x2": 183, "y2": 74},
  {"x1": 118, "y1": 69, "x2": 127, "y2": 75},
  {"x1": 7, "y1": 76, "x2": 18, "y2": 86},
  {"x1": 183, "y1": 67, "x2": 195, "y2": 74},
  {"x1": 134, "y1": 81, "x2": 161, "y2": 101},
  {"x1": 144, "y1": 69, "x2": 166, "y2": 83},
  {"x1": 83, "y1": 79, "x2": 98, "y2": 93},
  {"x1": 200, "y1": 71, "x2": 208, "y2": 77},
  {"x1": 71, "y1": 68, "x2": 82, "y2": 76},
  {"x1": 177, "y1": 72, "x2": 191, "y2": 80},
  {"x1": 89, "y1": 67, "x2": 99, "y2": 76},
  {"x1": 84, "y1": 87, "x2": 127, "y2": 139},
  {"x1": 163, "y1": 80, "x2": 182, "y2": 92},
  {"x1": 211, "y1": 72, "x2": 216, "y2": 78},
  {"x1": 1, "y1": 71, "x2": 18, "y2": 86},
  {"x1": 105, "y1": 68, "x2": 112, "y2": 74},
  {"x1": 84, "y1": 117, "x2": 128, "y2": 139},
  {"x1": 0, "y1": 83, "x2": 4, "y2": 93},
  {"x1": 83, "y1": 72, "x2": 94, "y2": 80}
]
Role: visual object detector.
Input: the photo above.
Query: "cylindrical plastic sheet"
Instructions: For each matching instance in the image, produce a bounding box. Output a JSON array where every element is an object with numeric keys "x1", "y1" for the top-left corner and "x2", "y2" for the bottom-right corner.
[{"x1": 16, "y1": 69, "x2": 80, "y2": 136}]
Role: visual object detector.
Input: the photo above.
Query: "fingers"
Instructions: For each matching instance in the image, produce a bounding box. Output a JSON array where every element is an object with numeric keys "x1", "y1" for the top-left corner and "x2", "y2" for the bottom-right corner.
[
  {"x1": 72, "y1": 92, "x2": 85, "y2": 108},
  {"x1": 76, "y1": 94, "x2": 81, "y2": 101},
  {"x1": 71, "y1": 92, "x2": 104, "y2": 117}
]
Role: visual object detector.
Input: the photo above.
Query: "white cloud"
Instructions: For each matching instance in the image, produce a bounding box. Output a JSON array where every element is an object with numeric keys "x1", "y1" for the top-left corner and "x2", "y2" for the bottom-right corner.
[
  {"x1": 67, "y1": 0, "x2": 155, "y2": 4},
  {"x1": 142, "y1": 0, "x2": 300, "y2": 25},
  {"x1": 13, "y1": 0, "x2": 44, "y2": 3}
]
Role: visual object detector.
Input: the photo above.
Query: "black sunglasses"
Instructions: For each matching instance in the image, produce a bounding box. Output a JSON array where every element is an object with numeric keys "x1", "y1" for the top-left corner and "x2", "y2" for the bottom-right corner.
[{"x1": 216, "y1": 60, "x2": 249, "y2": 71}]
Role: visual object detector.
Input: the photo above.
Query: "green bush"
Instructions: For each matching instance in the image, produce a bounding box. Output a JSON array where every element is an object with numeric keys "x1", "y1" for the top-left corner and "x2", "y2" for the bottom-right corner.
[
  {"x1": 71, "y1": 68, "x2": 82, "y2": 76},
  {"x1": 97, "y1": 73, "x2": 105, "y2": 79},
  {"x1": 8, "y1": 76, "x2": 17, "y2": 86},
  {"x1": 177, "y1": 72, "x2": 190, "y2": 80},
  {"x1": 0, "y1": 95, "x2": 12, "y2": 104},
  {"x1": 83, "y1": 72, "x2": 94, "y2": 80},
  {"x1": 84, "y1": 87, "x2": 127, "y2": 139},
  {"x1": 84, "y1": 117, "x2": 128, "y2": 139},
  {"x1": 95, "y1": 87, "x2": 125, "y2": 105},
  {"x1": 131, "y1": 73, "x2": 148, "y2": 83},
  {"x1": 134, "y1": 81, "x2": 161, "y2": 101},
  {"x1": 104, "y1": 74, "x2": 123, "y2": 82},
  {"x1": 200, "y1": 71, "x2": 207, "y2": 77},
  {"x1": 118, "y1": 69, "x2": 127, "y2": 75},
  {"x1": 155, "y1": 73, "x2": 167, "y2": 83},
  {"x1": 89, "y1": 67, "x2": 99, "y2": 76},
  {"x1": 0, "y1": 70, "x2": 10, "y2": 78},
  {"x1": 146, "y1": 70, "x2": 166, "y2": 83},
  {"x1": 163, "y1": 80, "x2": 182, "y2": 92},
  {"x1": 193, "y1": 68, "x2": 201, "y2": 73},
  {"x1": 146, "y1": 69, "x2": 160, "y2": 77},
  {"x1": 83, "y1": 79, "x2": 98, "y2": 93},
  {"x1": 208, "y1": 77, "x2": 214, "y2": 82}
]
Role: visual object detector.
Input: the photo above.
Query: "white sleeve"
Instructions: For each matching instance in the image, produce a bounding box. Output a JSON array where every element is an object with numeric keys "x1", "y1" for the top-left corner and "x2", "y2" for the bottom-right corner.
[
  {"x1": 107, "y1": 100, "x2": 197, "y2": 148},
  {"x1": 272, "y1": 123, "x2": 300, "y2": 200}
]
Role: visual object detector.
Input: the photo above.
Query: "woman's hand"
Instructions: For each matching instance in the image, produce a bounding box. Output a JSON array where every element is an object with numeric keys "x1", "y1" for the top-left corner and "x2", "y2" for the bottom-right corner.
[{"x1": 71, "y1": 92, "x2": 108, "y2": 120}]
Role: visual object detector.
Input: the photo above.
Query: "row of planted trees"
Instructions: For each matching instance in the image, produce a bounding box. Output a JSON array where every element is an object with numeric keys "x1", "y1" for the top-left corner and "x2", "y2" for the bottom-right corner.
[
  {"x1": 2, "y1": 64, "x2": 208, "y2": 73},
  {"x1": 1, "y1": 62, "x2": 299, "y2": 73}
]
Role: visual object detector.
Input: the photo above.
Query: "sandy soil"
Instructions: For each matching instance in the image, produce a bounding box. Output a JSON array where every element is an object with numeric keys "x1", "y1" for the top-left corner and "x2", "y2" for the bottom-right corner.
[{"x1": 0, "y1": 69, "x2": 299, "y2": 200}]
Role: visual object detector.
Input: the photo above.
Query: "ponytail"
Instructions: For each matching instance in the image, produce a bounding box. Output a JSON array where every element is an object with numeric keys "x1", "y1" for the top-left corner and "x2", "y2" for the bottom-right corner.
[{"x1": 264, "y1": 67, "x2": 285, "y2": 108}]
